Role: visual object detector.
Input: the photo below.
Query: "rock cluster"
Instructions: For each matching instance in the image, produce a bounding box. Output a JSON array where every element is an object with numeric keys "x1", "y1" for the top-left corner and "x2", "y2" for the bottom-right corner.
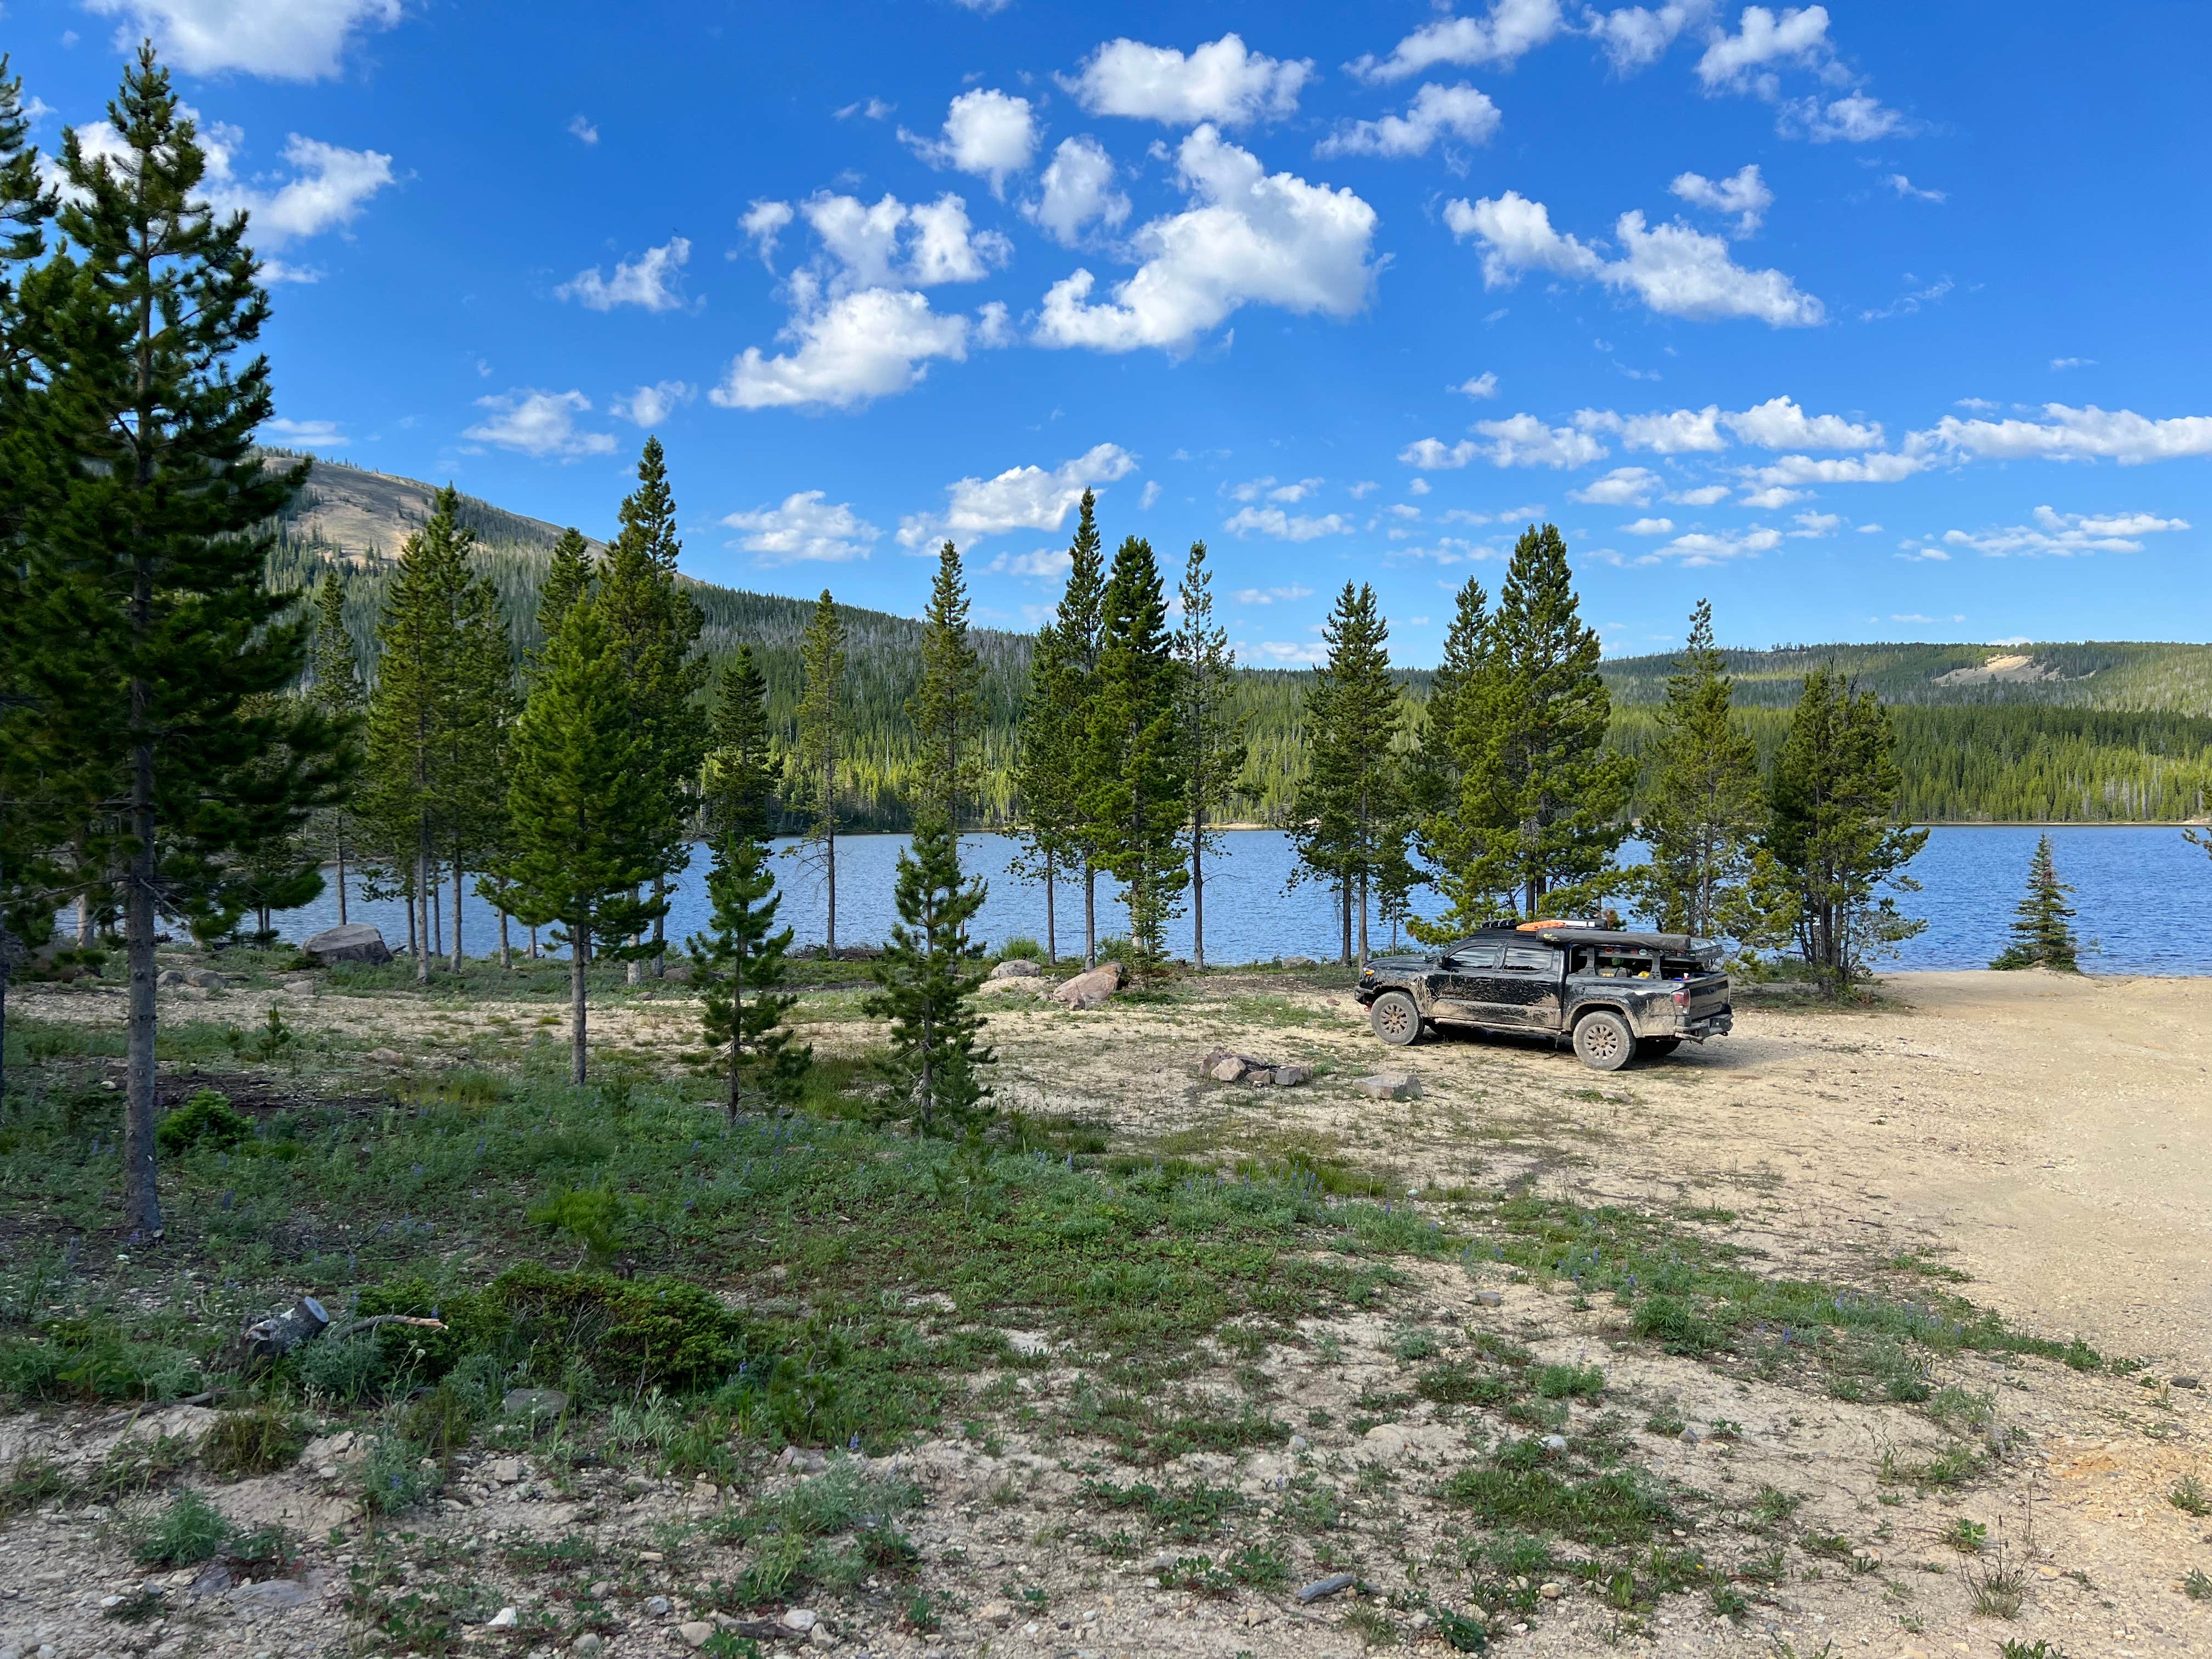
[{"x1": 1197, "y1": 1049, "x2": 1313, "y2": 1087}]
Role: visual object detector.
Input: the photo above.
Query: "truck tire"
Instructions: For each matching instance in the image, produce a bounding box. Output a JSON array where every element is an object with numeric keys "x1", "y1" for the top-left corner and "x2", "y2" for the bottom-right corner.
[
  {"x1": 1370, "y1": 991, "x2": 1421, "y2": 1047},
  {"x1": 1637, "y1": 1036, "x2": 1682, "y2": 1058},
  {"x1": 1572, "y1": 1009, "x2": 1634, "y2": 1071}
]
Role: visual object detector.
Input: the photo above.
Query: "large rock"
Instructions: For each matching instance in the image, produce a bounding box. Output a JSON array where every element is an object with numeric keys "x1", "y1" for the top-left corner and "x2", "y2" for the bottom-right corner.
[
  {"x1": 1049, "y1": 961, "x2": 1122, "y2": 1009},
  {"x1": 301, "y1": 922, "x2": 392, "y2": 966},
  {"x1": 1280, "y1": 955, "x2": 1319, "y2": 969},
  {"x1": 988, "y1": 958, "x2": 1042, "y2": 979}
]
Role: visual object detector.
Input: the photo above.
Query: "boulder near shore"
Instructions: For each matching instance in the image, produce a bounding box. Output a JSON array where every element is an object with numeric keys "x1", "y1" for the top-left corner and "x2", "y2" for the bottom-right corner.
[{"x1": 300, "y1": 922, "x2": 392, "y2": 966}]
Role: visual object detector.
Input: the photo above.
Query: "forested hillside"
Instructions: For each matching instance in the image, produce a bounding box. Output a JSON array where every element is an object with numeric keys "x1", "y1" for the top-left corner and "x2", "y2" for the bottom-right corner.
[{"x1": 274, "y1": 458, "x2": 2212, "y2": 827}]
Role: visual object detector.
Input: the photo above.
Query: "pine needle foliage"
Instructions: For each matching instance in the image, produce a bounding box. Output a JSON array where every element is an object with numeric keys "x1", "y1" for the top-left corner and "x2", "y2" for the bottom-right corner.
[
  {"x1": 11, "y1": 47, "x2": 348, "y2": 1231},
  {"x1": 864, "y1": 815, "x2": 993, "y2": 1138},
  {"x1": 1011, "y1": 491, "x2": 1105, "y2": 965},
  {"x1": 1990, "y1": 834, "x2": 2079, "y2": 972},
  {"x1": 690, "y1": 654, "x2": 809, "y2": 1119},
  {"x1": 501, "y1": 589, "x2": 667, "y2": 1084},
  {"x1": 1084, "y1": 535, "x2": 1187, "y2": 973},
  {"x1": 1635, "y1": 600, "x2": 1792, "y2": 948},
  {"x1": 1407, "y1": 578, "x2": 1496, "y2": 943},
  {"x1": 908, "y1": 543, "x2": 986, "y2": 830},
  {"x1": 1173, "y1": 540, "x2": 1246, "y2": 969},
  {"x1": 1767, "y1": 668, "x2": 1929, "y2": 996}
]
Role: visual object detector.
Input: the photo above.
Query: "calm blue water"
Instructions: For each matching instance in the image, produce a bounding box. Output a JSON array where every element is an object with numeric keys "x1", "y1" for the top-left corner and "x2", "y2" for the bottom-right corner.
[{"x1": 262, "y1": 826, "x2": 2212, "y2": 975}]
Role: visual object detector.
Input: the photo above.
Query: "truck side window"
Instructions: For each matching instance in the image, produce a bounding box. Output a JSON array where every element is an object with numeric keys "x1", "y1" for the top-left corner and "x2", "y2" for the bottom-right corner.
[
  {"x1": 1501, "y1": 946, "x2": 1552, "y2": 973},
  {"x1": 1457, "y1": 946, "x2": 1502, "y2": 969}
]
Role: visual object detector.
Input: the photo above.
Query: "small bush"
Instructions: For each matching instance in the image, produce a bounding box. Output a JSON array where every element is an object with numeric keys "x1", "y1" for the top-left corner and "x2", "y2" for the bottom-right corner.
[
  {"x1": 1943, "y1": 1516, "x2": 1988, "y2": 1554},
  {"x1": 1630, "y1": 1294, "x2": 1722, "y2": 1356},
  {"x1": 202, "y1": 1405, "x2": 308, "y2": 1478},
  {"x1": 128, "y1": 1489, "x2": 230, "y2": 1566},
  {"x1": 2168, "y1": 1474, "x2": 2210, "y2": 1517},
  {"x1": 296, "y1": 1333, "x2": 391, "y2": 1403},
  {"x1": 0, "y1": 1326, "x2": 201, "y2": 1404},
  {"x1": 357, "y1": 1435, "x2": 442, "y2": 1516},
  {"x1": 155, "y1": 1089, "x2": 252, "y2": 1155},
  {"x1": 996, "y1": 936, "x2": 1045, "y2": 962},
  {"x1": 1442, "y1": 1442, "x2": 1670, "y2": 1548}
]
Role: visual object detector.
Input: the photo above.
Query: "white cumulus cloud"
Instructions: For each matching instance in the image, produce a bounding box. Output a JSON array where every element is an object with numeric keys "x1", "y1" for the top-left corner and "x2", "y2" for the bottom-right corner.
[
  {"x1": 986, "y1": 547, "x2": 1076, "y2": 579},
  {"x1": 1349, "y1": 0, "x2": 1565, "y2": 81},
  {"x1": 1234, "y1": 584, "x2": 1316, "y2": 603},
  {"x1": 722, "y1": 492, "x2": 882, "y2": 565},
  {"x1": 1659, "y1": 525, "x2": 1784, "y2": 564},
  {"x1": 1939, "y1": 506, "x2": 2191, "y2": 558},
  {"x1": 1571, "y1": 466, "x2": 1661, "y2": 505},
  {"x1": 1779, "y1": 92, "x2": 1908, "y2": 142},
  {"x1": 1669, "y1": 483, "x2": 1732, "y2": 505},
  {"x1": 1316, "y1": 82, "x2": 1500, "y2": 159},
  {"x1": 612, "y1": 381, "x2": 696, "y2": 426},
  {"x1": 1576, "y1": 405, "x2": 1726, "y2": 453},
  {"x1": 1444, "y1": 189, "x2": 1822, "y2": 325},
  {"x1": 1400, "y1": 438, "x2": 1478, "y2": 470},
  {"x1": 1694, "y1": 3, "x2": 1832, "y2": 91},
  {"x1": 557, "y1": 237, "x2": 691, "y2": 312},
  {"x1": 1068, "y1": 34, "x2": 1312, "y2": 126},
  {"x1": 1034, "y1": 125, "x2": 1377, "y2": 353},
  {"x1": 1746, "y1": 452, "x2": 1925, "y2": 487},
  {"x1": 741, "y1": 200, "x2": 795, "y2": 269},
  {"x1": 1668, "y1": 163, "x2": 1771, "y2": 235},
  {"x1": 464, "y1": 390, "x2": 616, "y2": 460},
  {"x1": 1918, "y1": 404, "x2": 2212, "y2": 466},
  {"x1": 1224, "y1": 506, "x2": 1350, "y2": 540},
  {"x1": 83, "y1": 0, "x2": 399, "y2": 79},
  {"x1": 904, "y1": 89, "x2": 1037, "y2": 196},
  {"x1": 713, "y1": 284, "x2": 974, "y2": 412},
  {"x1": 898, "y1": 443, "x2": 1139, "y2": 549},
  {"x1": 1455, "y1": 371, "x2": 1500, "y2": 399},
  {"x1": 1473, "y1": 413, "x2": 1609, "y2": 469},
  {"x1": 1023, "y1": 136, "x2": 1130, "y2": 246},
  {"x1": 1723, "y1": 395, "x2": 1882, "y2": 450},
  {"x1": 70, "y1": 115, "x2": 397, "y2": 251},
  {"x1": 1587, "y1": 1, "x2": 1713, "y2": 74},
  {"x1": 1740, "y1": 485, "x2": 1805, "y2": 509},
  {"x1": 1621, "y1": 516, "x2": 1675, "y2": 535}
]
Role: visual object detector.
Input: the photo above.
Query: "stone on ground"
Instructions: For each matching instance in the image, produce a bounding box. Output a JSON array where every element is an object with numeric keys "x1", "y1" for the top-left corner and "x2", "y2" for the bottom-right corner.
[
  {"x1": 1354, "y1": 1072, "x2": 1419, "y2": 1100},
  {"x1": 988, "y1": 958, "x2": 1042, "y2": 979},
  {"x1": 301, "y1": 922, "x2": 393, "y2": 966},
  {"x1": 1048, "y1": 962, "x2": 1122, "y2": 1009}
]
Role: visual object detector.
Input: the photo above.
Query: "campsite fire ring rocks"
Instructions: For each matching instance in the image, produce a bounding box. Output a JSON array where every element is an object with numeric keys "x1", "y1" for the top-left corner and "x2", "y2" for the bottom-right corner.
[{"x1": 1197, "y1": 1049, "x2": 1314, "y2": 1088}]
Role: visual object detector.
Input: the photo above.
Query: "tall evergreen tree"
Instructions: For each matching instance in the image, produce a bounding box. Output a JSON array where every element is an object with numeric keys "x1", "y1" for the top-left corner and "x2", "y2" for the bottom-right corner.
[
  {"x1": 538, "y1": 527, "x2": 595, "y2": 648},
  {"x1": 599, "y1": 438, "x2": 707, "y2": 981},
  {"x1": 1082, "y1": 535, "x2": 1186, "y2": 970},
  {"x1": 703, "y1": 645, "x2": 775, "y2": 846},
  {"x1": 1991, "y1": 834, "x2": 2079, "y2": 972},
  {"x1": 1173, "y1": 540, "x2": 1245, "y2": 970},
  {"x1": 308, "y1": 574, "x2": 366, "y2": 924},
  {"x1": 1636, "y1": 600, "x2": 1790, "y2": 947},
  {"x1": 1450, "y1": 524, "x2": 1633, "y2": 919},
  {"x1": 690, "y1": 653, "x2": 809, "y2": 1119},
  {"x1": 791, "y1": 590, "x2": 848, "y2": 952},
  {"x1": 1766, "y1": 668, "x2": 1928, "y2": 996},
  {"x1": 1011, "y1": 496, "x2": 1104, "y2": 966},
  {"x1": 908, "y1": 541, "x2": 986, "y2": 830},
  {"x1": 362, "y1": 486, "x2": 509, "y2": 979},
  {"x1": 1407, "y1": 578, "x2": 1496, "y2": 943},
  {"x1": 11, "y1": 47, "x2": 347, "y2": 1231},
  {"x1": 501, "y1": 588, "x2": 666, "y2": 1084},
  {"x1": 1289, "y1": 583, "x2": 1412, "y2": 968},
  {"x1": 864, "y1": 813, "x2": 993, "y2": 1137}
]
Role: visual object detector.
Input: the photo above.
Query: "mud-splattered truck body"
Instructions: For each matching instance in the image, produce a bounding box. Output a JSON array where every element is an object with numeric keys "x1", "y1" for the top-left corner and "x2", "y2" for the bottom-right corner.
[{"x1": 1355, "y1": 925, "x2": 1733, "y2": 1071}]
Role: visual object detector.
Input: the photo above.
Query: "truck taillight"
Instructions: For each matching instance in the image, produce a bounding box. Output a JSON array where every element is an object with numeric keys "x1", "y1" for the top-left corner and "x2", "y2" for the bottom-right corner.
[{"x1": 1672, "y1": 987, "x2": 1689, "y2": 1007}]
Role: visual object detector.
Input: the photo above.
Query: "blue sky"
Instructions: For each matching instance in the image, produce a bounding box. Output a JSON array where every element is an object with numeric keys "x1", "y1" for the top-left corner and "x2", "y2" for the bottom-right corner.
[{"x1": 10, "y1": 1, "x2": 2212, "y2": 663}]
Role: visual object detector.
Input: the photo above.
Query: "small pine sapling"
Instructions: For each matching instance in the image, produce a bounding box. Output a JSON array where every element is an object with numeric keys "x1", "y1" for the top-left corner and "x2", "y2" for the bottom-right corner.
[
  {"x1": 864, "y1": 814, "x2": 994, "y2": 1138},
  {"x1": 690, "y1": 831, "x2": 810, "y2": 1120}
]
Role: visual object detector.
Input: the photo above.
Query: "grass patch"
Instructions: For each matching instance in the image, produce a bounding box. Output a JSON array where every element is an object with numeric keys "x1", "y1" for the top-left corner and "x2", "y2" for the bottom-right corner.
[{"x1": 1440, "y1": 1440, "x2": 1671, "y2": 1548}]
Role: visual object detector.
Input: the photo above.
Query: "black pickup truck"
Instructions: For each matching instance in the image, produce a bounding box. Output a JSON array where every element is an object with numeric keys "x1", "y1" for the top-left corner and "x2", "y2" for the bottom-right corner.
[{"x1": 1354, "y1": 925, "x2": 1733, "y2": 1070}]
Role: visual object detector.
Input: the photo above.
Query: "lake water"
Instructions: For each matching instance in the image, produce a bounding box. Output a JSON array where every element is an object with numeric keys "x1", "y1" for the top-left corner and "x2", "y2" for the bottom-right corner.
[{"x1": 263, "y1": 825, "x2": 2212, "y2": 976}]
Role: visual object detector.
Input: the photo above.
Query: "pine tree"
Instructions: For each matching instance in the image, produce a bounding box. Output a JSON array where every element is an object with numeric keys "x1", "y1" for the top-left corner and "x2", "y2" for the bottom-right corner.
[
  {"x1": 1290, "y1": 583, "x2": 1412, "y2": 968},
  {"x1": 501, "y1": 588, "x2": 667, "y2": 1084},
  {"x1": 1990, "y1": 834, "x2": 2079, "y2": 972},
  {"x1": 1024, "y1": 490, "x2": 1107, "y2": 966},
  {"x1": 703, "y1": 645, "x2": 775, "y2": 847},
  {"x1": 308, "y1": 574, "x2": 366, "y2": 924},
  {"x1": 690, "y1": 654, "x2": 809, "y2": 1118},
  {"x1": 538, "y1": 527, "x2": 595, "y2": 649},
  {"x1": 1767, "y1": 668, "x2": 1929, "y2": 996},
  {"x1": 1173, "y1": 540, "x2": 1245, "y2": 970},
  {"x1": 1449, "y1": 524, "x2": 1634, "y2": 919},
  {"x1": 362, "y1": 486, "x2": 509, "y2": 979},
  {"x1": 791, "y1": 590, "x2": 848, "y2": 952},
  {"x1": 1407, "y1": 578, "x2": 1496, "y2": 944},
  {"x1": 10, "y1": 46, "x2": 348, "y2": 1231},
  {"x1": 908, "y1": 541, "x2": 986, "y2": 830},
  {"x1": 1637, "y1": 600, "x2": 1790, "y2": 947},
  {"x1": 1084, "y1": 535, "x2": 1186, "y2": 971},
  {"x1": 864, "y1": 813, "x2": 993, "y2": 1137},
  {"x1": 599, "y1": 438, "x2": 707, "y2": 980}
]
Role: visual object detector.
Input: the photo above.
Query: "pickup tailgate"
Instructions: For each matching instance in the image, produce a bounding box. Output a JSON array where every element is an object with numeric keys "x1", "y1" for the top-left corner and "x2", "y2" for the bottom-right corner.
[{"x1": 1681, "y1": 972, "x2": 1730, "y2": 1023}]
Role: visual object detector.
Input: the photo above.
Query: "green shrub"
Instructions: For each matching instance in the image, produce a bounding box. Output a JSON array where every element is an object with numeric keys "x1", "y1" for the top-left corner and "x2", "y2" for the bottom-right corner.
[
  {"x1": 0, "y1": 1325, "x2": 201, "y2": 1404},
  {"x1": 295, "y1": 1333, "x2": 391, "y2": 1403},
  {"x1": 996, "y1": 936, "x2": 1045, "y2": 962},
  {"x1": 357, "y1": 1435, "x2": 442, "y2": 1515},
  {"x1": 1441, "y1": 1442, "x2": 1671, "y2": 1548},
  {"x1": 155, "y1": 1089, "x2": 252, "y2": 1155},
  {"x1": 202, "y1": 1405, "x2": 307, "y2": 1478},
  {"x1": 1630, "y1": 1294, "x2": 1722, "y2": 1356},
  {"x1": 527, "y1": 1185, "x2": 631, "y2": 1269},
  {"x1": 128, "y1": 1490, "x2": 230, "y2": 1566}
]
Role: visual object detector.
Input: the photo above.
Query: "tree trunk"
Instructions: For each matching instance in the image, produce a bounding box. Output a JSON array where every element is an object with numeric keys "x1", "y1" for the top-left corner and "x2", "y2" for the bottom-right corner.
[
  {"x1": 569, "y1": 923, "x2": 590, "y2": 1085},
  {"x1": 77, "y1": 891, "x2": 93, "y2": 949},
  {"x1": 1084, "y1": 861, "x2": 1097, "y2": 969},
  {"x1": 124, "y1": 738, "x2": 162, "y2": 1237},
  {"x1": 626, "y1": 886, "x2": 644, "y2": 986},
  {"x1": 825, "y1": 816, "x2": 838, "y2": 955},
  {"x1": 1043, "y1": 855, "x2": 1056, "y2": 966},
  {"x1": 726, "y1": 933, "x2": 746, "y2": 1120},
  {"x1": 528, "y1": 923, "x2": 539, "y2": 960},
  {"x1": 335, "y1": 832, "x2": 348, "y2": 926},
  {"x1": 413, "y1": 829, "x2": 431, "y2": 984},
  {"x1": 449, "y1": 837, "x2": 464, "y2": 973},
  {"x1": 405, "y1": 871, "x2": 418, "y2": 959},
  {"x1": 1339, "y1": 878, "x2": 1351, "y2": 966},
  {"x1": 498, "y1": 907, "x2": 511, "y2": 970},
  {"x1": 651, "y1": 873, "x2": 667, "y2": 977},
  {"x1": 1357, "y1": 868, "x2": 1370, "y2": 973},
  {"x1": 431, "y1": 868, "x2": 443, "y2": 961},
  {"x1": 1191, "y1": 815, "x2": 1206, "y2": 971}
]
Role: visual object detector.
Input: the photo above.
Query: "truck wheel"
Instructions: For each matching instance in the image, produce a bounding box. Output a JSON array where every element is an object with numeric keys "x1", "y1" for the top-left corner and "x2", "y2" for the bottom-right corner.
[
  {"x1": 1637, "y1": 1036, "x2": 1682, "y2": 1058},
  {"x1": 1572, "y1": 1010, "x2": 1634, "y2": 1071},
  {"x1": 1370, "y1": 991, "x2": 1421, "y2": 1047}
]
